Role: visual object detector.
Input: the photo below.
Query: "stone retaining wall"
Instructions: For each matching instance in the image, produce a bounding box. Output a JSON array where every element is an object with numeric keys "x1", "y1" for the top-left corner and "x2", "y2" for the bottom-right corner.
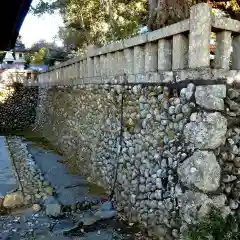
[
  {"x1": 0, "y1": 83, "x2": 38, "y2": 133},
  {"x1": 34, "y1": 79, "x2": 240, "y2": 239},
  {"x1": 31, "y1": 2, "x2": 240, "y2": 238}
]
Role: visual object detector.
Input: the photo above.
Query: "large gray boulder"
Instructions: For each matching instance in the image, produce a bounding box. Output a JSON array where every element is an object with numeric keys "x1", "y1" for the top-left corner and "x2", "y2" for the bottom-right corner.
[
  {"x1": 177, "y1": 150, "x2": 221, "y2": 192},
  {"x1": 184, "y1": 111, "x2": 227, "y2": 149},
  {"x1": 45, "y1": 196, "x2": 62, "y2": 217},
  {"x1": 178, "y1": 191, "x2": 210, "y2": 224},
  {"x1": 195, "y1": 85, "x2": 226, "y2": 110},
  {"x1": 178, "y1": 191, "x2": 230, "y2": 224}
]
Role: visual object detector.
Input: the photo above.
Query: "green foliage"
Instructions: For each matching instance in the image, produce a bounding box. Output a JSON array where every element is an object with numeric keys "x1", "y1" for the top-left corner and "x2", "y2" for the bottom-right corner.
[
  {"x1": 87, "y1": 182, "x2": 106, "y2": 196},
  {"x1": 25, "y1": 40, "x2": 68, "y2": 66},
  {"x1": 43, "y1": 46, "x2": 69, "y2": 66},
  {"x1": 32, "y1": 0, "x2": 240, "y2": 52},
  {"x1": 7, "y1": 128, "x2": 61, "y2": 154},
  {"x1": 31, "y1": 0, "x2": 68, "y2": 15},
  {"x1": 30, "y1": 47, "x2": 46, "y2": 64},
  {"x1": 32, "y1": 0, "x2": 148, "y2": 51},
  {"x1": 61, "y1": 0, "x2": 148, "y2": 50},
  {"x1": 0, "y1": 51, "x2": 6, "y2": 63},
  {"x1": 185, "y1": 208, "x2": 240, "y2": 240},
  {"x1": 0, "y1": 91, "x2": 4, "y2": 97},
  {"x1": 210, "y1": 0, "x2": 240, "y2": 15}
]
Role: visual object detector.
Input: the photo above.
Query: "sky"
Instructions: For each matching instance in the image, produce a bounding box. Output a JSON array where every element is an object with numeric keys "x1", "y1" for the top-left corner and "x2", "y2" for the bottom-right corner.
[{"x1": 20, "y1": 0, "x2": 64, "y2": 48}]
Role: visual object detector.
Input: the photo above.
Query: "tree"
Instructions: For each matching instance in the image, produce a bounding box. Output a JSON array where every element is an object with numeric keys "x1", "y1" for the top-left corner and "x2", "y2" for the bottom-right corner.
[
  {"x1": 30, "y1": 39, "x2": 48, "y2": 52},
  {"x1": 32, "y1": 0, "x2": 240, "y2": 51},
  {"x1": 30, "y1": 47, "x2": 46, "y2": 64},
  {"x1": 43, "y1": 44, "x2": 69, "y2": 66},
  {"x1": 147, "y1": 0, "x2": 240, "y2": 31},
  {"x1": 210, "y1": 0, "x2": 240, "y2": 19},
  {"x1": 32, "y1": 0, "x2": 148, "y2": 50},
  {"x1": 31, "y1": 0, "x2": 68, "y2": 15},
  {"x1": 25, "y1": 40, "x2": 69, "y2": 66},
  {"x1": 147, "y1": 0, "x2": 191, "y2": 30}
]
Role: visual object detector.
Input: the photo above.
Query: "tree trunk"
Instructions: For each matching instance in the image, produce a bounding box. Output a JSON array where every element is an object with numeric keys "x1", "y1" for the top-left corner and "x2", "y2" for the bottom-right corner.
[
  {"x1": 148, "y1": 0, "x2": 191, "y2": 30},
  {"x1": 148, "y1": 0, "x2": 240, "y2": 31},
  {"x1": 149, "y1": 0, "x2": 158, "y2": 15}
]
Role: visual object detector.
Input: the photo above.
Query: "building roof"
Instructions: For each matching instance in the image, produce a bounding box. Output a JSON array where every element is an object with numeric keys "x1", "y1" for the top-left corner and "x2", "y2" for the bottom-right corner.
[
  {"x1": 0, "y1": 0, "x2": 32, "y2": 50},
  {"x1": 14, "y1": 40, "x2": 26, "y2": 52},
  {"x1": 27, "y1": 64, "x2": 49, "y2": 72}
]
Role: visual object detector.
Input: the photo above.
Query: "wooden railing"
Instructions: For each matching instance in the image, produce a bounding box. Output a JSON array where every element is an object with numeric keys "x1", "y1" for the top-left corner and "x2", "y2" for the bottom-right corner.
[{"x1": 35, "y1": 3, "x2": 240, "y2": 87}]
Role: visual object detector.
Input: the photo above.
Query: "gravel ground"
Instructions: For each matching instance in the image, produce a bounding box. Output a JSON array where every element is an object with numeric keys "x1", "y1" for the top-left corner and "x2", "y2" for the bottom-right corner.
[
  {"x1": 0, "y1": 136, "x2": 151, "y2": 240},
  {"x1": 0, "y1": 206, "x2": 150, "y2": 240}
]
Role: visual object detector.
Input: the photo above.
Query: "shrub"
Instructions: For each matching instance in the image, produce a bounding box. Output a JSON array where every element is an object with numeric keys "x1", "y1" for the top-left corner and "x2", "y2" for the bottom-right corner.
[{"x1": 185, "y1": 208, "x2": 240, "y2": 240}]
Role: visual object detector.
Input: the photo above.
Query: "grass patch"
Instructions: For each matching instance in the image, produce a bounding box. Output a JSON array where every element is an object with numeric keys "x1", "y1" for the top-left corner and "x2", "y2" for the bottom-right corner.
[
  {"x1": 4, "y1": 128, "x2": 61, "y2": 155},
  {"x1": 185, "y1": 207, "x2": 240, "y2": 240},
  {"x1": 166, "y1": 130, "x2": 175, "y2": 140},
  {"x1": 62, "y1": 157, "x2": 107, "y2": 196},
  {"x1": 87, "y1": 182, "x2": 106, "y2": 196},
  {"x1": 63, "y1": 160, "x2": 80, "y2": 175},
  {"x1": 69, "y1": 165, "x2": 79, "y2": 175},
  {"x1": 5, "y1": 128, "x2": 107, "y2": 197}
]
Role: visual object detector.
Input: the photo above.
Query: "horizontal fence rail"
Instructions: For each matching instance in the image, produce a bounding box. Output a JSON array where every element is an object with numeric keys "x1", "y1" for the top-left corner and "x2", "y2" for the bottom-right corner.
[
  {"x1": 34, "y1": 3, "x2": 240, "y2": 87},
  {"x1": 0, "y1": 69, "x2": 38, "y2": 86}
]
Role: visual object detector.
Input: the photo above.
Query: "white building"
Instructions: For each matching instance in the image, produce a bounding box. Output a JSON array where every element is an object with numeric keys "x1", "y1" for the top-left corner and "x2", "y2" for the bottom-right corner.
[{"x1": 1, "y1": 39, "x2": 26, "y2": 70}]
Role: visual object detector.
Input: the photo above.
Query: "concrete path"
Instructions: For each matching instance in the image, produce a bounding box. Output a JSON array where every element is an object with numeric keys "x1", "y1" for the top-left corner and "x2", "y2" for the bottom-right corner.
[
  {"x1": 0, "y1": 137, "x2": 146, "y2": 240},
  {"x1": 0, "y1": 136, "x2": 17, "y2": 196},
  {"x1": 25, "y1": 141, "x2": 100, "y2": 206}
]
